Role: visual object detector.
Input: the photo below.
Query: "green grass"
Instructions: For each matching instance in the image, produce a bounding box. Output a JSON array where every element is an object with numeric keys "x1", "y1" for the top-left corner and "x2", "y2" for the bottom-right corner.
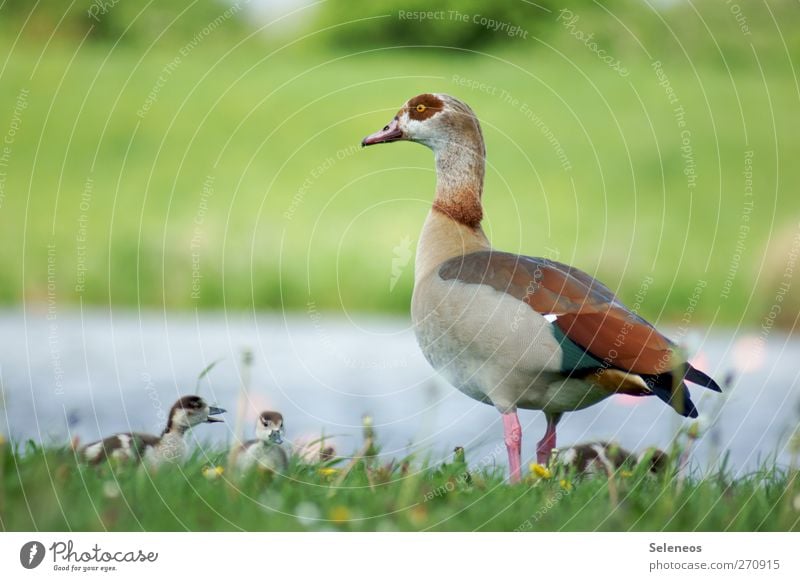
[
  {"x1": 1, "y1": 37, "x2": 799, "y2": 325},
  {"x1": 2, "y1": 438, "x2": 798, "y2": 531}
]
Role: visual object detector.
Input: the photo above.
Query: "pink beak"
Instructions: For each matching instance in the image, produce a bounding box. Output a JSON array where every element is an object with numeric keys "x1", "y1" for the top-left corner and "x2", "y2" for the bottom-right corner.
[{"x1": 361, "y1": 117, "x2": 403, "y2": 146}]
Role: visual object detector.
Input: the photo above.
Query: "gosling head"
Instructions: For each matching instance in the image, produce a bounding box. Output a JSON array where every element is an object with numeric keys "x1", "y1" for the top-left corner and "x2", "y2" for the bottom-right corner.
[
  {"x1": 256, "y1": 411, "x2": 285, "y2": 444},
  {"x1": 166, "y1": 395, "x2": 226, "y2": 433}
]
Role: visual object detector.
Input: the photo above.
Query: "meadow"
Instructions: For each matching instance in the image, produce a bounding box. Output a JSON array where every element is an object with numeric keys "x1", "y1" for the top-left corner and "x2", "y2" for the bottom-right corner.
[
  {"x1": 1, "y1": 37, "x2": 798, "y2": 326},
  {"x1": 2, "y1": 429, "x2": 798, "y2": 532}
]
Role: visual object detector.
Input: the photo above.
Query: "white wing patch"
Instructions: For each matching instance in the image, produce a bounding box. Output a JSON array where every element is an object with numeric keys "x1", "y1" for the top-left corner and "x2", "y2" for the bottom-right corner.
[
  {"x1": 83, "y1": 442, "x2": 104, "y2": 462},
  {"x1": 591, "y1": 443, "x2": 615, "y2": 474},
  {"x1": 543, "y1": 314, "x2": 558, "y2": 323},
  {"x1": 118, "y1": 434, "x2": 132, "y2": 453},
  {"x1": 558, "y1": 447, "x2": 577, "y2": 465}
]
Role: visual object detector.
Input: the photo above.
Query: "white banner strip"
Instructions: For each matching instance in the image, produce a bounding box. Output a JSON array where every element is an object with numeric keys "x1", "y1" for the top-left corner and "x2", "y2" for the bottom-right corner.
[{"x1": 1, "y1": 532, "x2": 798, "y2": 580}]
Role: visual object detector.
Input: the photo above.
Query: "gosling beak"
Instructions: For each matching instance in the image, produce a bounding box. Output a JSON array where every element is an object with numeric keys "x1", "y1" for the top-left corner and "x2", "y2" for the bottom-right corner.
[
  {"x1": 361, "y1": 117, "x2": 403, "y2": 147},
  {"x1": 268, "y1": 429, "x2": 284, "y2": 445},
  {"x1": 206, "y1": 406, "x2": 226, "y2": 423}
]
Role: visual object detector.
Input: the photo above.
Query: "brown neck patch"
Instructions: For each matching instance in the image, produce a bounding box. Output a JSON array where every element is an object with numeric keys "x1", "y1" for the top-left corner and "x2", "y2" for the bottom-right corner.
[{"x1": 433, "y1": 192, "x2": 483, "y2": 229}]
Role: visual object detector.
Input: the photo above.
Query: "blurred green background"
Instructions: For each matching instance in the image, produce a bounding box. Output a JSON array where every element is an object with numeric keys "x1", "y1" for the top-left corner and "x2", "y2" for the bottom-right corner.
[{"x1": 1, "y1": 0, "x2": 798, "y2": 327}]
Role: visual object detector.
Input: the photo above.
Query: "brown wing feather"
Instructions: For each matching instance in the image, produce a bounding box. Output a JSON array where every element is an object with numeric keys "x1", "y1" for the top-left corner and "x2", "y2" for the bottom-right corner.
[{"x1": 438, "y1": 251, "x2": 676, "y2": 375}]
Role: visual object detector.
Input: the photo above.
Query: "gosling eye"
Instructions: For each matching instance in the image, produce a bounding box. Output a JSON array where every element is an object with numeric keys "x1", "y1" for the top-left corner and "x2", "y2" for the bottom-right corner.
[{"x1": 416, "y1": 104, "x2": 426, "y2": 112}]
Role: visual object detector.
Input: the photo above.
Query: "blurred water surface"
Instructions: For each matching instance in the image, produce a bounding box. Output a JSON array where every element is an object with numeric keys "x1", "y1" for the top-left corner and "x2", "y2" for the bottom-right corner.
[{"x1": 1, "y1": 309, "x2": 798, "y2": 475}]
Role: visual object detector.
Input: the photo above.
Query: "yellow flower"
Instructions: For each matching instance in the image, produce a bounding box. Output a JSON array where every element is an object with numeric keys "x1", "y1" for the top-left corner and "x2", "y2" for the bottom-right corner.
[
  {"x1": 329, "y1": 505, "x2": 350, "y2": 523},
  {"x1": 559, "y1": 479, "x2": 573, "y2": 491},
  {"x1": 686, "y1": 421, "x2": 701, "y2": 440},
  {"x1": 0, "y1": 434, "x2": 6, "y2": 446},
  {"x1": 530, "y1": 463, "x2": 552, "y2": 479},
  {"x1": 318, "y1": 467, "x2": 338, "y2": 477},
  {"x1": 408, "y1": 505, "x2": 428, "y2": 526},
  {"x1": 202, "y1": 465, "x2": 224, "y2": 479},
  {"x1": 620, "y1": 470, "x2": 633, "y2": 478}
]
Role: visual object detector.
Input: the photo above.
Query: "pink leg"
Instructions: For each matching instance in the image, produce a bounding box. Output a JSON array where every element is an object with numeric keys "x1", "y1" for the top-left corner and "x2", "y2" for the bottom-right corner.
[
  {"x1": 536, "y1": 413, "x2": 561, "y2": 465},
  {"x1": 502, "y1": 411, "x2": 522, "y2": 483}
]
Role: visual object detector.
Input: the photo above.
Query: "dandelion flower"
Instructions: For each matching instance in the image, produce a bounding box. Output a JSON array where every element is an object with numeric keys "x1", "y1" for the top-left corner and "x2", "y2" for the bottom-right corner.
[
  {"x1": 686, "y1": 421, "x2": 702, "y2": 440},
  {"x1": 318, "y1": 467, "x2": 338, "y2": 477},
  {"x1": 559, "y1": 479, "x2": 573, "y2": 491},
  {"x1": 202, "y1": 465, "x2": 224, "y2": 479},
  {"x1": 620, "y1": 470, "x2": 633, "y2": 478},
  {"x1": 329, "y1": 505, "x2": 350, "y2": 523},
  {"x1": 530, "y1": 463, "x2": 552, "y2": 479},
  {"x1": 408, "y1": 505, "x2": 428, "y2": 526}
]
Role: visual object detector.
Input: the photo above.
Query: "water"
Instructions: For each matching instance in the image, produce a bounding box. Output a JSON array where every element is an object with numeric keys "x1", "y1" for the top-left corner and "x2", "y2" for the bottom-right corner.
[{"x1": 1, "y1": 308, "x2": 798, "y2": 474}]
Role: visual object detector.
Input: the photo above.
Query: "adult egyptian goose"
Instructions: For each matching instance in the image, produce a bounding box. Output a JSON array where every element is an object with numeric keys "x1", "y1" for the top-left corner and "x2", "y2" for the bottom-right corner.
[
  {"x1": 362, "y1": 93, "x2": 721, "y2": 483},
  {"x1": 82, "y1": 395, "x2": 225, "y2": 466},
  {"x1": 231, "y1": 411, "x2": 289, "y2": 473}
]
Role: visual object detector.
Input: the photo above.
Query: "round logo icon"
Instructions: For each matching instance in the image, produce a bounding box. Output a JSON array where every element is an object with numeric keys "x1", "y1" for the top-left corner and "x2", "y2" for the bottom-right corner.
[{"x1": 19, "y1": 541, "x2": 46, "y2": 569}]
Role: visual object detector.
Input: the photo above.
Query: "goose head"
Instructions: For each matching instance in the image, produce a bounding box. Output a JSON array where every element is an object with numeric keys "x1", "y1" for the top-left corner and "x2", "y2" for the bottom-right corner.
[
  {"x1": 256, "y1": 411, "x2": 285, "y2": 444},
  {"x1": 362, "y1": 93, "x2": 487, "y2": 229},
  {"x1": 362, "y1": 93, "x2": 483, "y2": 154}
]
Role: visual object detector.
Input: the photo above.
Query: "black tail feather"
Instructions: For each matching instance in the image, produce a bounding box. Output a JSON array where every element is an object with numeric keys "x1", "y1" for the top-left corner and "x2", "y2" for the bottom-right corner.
[
  {"x1": 684, "y1": 365, "x2": 722, "y2": 392},
  {"x1": 642, "y1": 373, "x2": 699, "y2": 418}
]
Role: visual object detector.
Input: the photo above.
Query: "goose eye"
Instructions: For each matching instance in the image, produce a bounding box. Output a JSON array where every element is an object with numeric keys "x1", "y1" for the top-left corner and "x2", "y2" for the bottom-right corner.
[{"x1": 416, "y1": 104, "x2": 426, "y2": 113}]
